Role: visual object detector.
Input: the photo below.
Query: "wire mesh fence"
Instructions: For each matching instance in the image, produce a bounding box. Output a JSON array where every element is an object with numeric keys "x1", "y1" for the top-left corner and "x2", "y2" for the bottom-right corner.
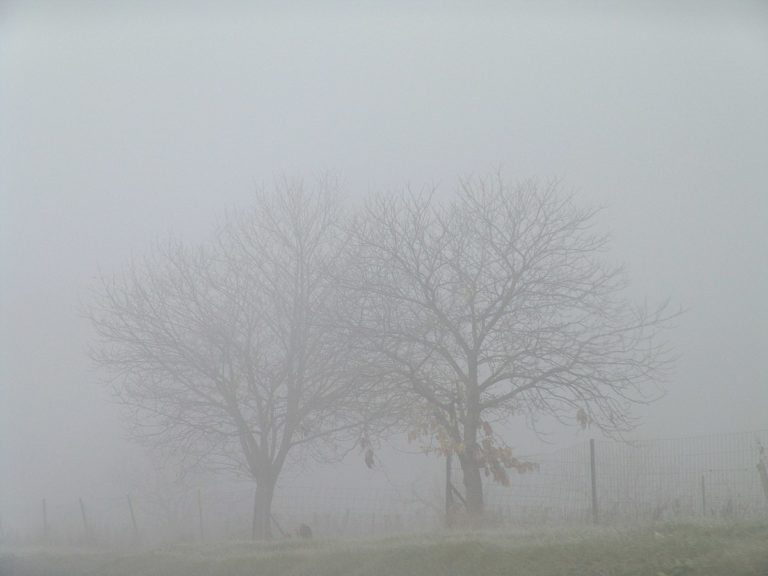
[
  {"x1": 3, "y1": 429, "x2": 767, "y2": 547},
  {"x1": 481, "y1": 429, "x2": 768, "y2": 526}
]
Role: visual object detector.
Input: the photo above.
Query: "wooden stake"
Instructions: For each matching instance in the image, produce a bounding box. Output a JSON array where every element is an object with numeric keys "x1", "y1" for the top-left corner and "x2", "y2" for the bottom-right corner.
[
  {"x1": 126, "y1": 495, "x2": 139, "y2": 542},
  {"x1": 197, "y1": 489, "x2": 204, "y2": 543},
  {"x1": 79, "y1": 497, "x2": 89, "y2": 538},
  {"x1": 42, "y1": 498, "x2": 49, "y2": 543},
  {"x1": 590, "y1": 439, "x2": 599, "y2": 525}
]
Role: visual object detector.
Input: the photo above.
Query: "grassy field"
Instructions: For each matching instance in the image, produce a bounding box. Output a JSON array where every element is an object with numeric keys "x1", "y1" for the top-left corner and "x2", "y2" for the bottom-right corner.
[{"x1": 2, "y1": 523, "x2": 767, "y2": 576}]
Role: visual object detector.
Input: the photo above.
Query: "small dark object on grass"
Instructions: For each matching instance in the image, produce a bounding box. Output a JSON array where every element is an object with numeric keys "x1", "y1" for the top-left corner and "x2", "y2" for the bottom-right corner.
[{"x1": 296, "y1": 524, "x2": 313, "y2": 539}]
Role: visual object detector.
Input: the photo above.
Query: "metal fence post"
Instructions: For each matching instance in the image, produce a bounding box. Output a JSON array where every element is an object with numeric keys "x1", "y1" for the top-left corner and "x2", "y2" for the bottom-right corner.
[
  {"x1": 590, "y1": 439, "x2": 599, "y2": 525},
  {"x1": 197, "y1": 489, "x2": 204, "y2": 543},
  {"x1": 79, "y1": 497, "x2": 89, "y2": 539},
  {"x1": 126, "y1": 494, "x2": 139, "y2": 543},
  {"x1": 42, "y1": 498, "x2": 49, "y2": 543}
]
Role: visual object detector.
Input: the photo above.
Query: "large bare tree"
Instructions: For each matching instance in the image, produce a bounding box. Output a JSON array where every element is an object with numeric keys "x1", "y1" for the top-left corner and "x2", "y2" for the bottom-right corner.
[
  {"x1": 347, "y1": 177, "x2": 676, "y2": 524},
  {"x1": 89, "y1": 182, "x2": 374, "y2": 538}
]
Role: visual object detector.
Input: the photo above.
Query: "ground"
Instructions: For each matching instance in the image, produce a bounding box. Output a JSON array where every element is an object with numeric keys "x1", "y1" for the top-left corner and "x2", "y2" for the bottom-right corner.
[{"x1": 2, "y1": 523, "x2": 767, "y2": 576}]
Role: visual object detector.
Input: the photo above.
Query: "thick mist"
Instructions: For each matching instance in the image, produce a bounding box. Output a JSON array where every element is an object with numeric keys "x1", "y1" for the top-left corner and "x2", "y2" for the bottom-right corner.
[{"x1": 1, "y1": 0, "x2": 767, "y2": 550}]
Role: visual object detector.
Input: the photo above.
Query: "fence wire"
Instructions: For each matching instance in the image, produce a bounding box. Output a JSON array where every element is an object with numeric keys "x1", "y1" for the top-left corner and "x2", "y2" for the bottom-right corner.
[
  {"x1": 3, "y1": 430, "x2": 767, "y2": 546},
  {"x1": 480, "y1": 430, "x2": 768, "y2": 526}
]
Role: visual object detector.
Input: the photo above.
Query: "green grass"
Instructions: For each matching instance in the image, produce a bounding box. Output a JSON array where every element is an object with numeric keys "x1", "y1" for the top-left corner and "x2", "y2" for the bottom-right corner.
[{"x1": 3, "y1": 523, "x2": 767, "y2": 576}]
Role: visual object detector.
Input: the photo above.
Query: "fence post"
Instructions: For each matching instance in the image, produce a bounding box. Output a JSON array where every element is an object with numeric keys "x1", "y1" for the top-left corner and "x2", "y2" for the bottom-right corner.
[
  {"x1": 126, "y1": 495, "x2": 139, "y2": 543},
  {"x1": 700, "y1": 474, "x2": 707, "y2": 516},
  {"x1": 590, "y1": 439, "x2": 599, "y2": 525},
  {"x1": 757, "y1": 457, "x2": 768, "y2": 504},
  {"x1": 197, "y1": 489, "x2": 204, "y2": 543},
  {"x1": 251, "y1": 489, "x2": 257, "y2": 540},
  {"x1": 42, "y1": 498, "x2": 49, "y2": 543},
  {"x1": 79, "y1": 497, "x2": 89, "y2": 539}
]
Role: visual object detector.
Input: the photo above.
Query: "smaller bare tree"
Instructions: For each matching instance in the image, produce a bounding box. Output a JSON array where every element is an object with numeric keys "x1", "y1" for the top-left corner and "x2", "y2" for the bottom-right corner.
[{"x1": 89, "y1": 181, "x2": 376, "y2": 539}]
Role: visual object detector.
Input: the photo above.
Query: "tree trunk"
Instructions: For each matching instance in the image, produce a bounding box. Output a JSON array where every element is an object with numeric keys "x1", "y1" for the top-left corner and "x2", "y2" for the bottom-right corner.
[
  {"x1": 458, "y1": 452, "x2": 484, "y2": 525},
  {"x1": 460, "y1": 373, "x2": 484, "y2": 526},
  {"x1": 251, "y1": 477, "x2": 275, "y2": 540}
]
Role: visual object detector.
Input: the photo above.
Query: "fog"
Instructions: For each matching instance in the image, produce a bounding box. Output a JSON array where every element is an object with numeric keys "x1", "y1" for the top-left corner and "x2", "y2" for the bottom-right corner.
[{"x1": 1, "y1": 0, "x2": 767, "y2": 549}]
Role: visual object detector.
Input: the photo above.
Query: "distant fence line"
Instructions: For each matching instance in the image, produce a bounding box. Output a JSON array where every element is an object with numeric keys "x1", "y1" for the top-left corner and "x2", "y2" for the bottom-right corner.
[{"x1": 3, "y1": 429, "x2": 767, "y2": 546}]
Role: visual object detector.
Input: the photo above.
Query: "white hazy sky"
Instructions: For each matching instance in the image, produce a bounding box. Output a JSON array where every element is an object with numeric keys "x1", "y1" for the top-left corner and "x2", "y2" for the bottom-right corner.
[{"x1": 1, "y1": 1, "x2": 767, "y2": 520}]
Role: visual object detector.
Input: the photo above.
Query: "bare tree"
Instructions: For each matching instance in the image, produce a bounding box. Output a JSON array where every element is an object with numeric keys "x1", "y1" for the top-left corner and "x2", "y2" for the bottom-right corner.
[
  {"x1": 346, "y1": 177, "x2": 677, "y2": 524},
  {"x1": 89, "y1": 181, "x2": 374, "y2": 539}
]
